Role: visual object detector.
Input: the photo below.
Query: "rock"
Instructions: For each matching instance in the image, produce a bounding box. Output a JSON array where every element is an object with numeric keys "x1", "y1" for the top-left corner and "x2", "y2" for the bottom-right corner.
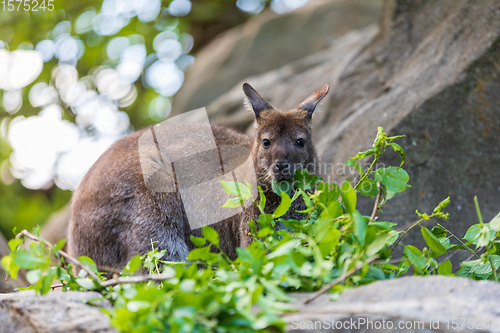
[
  {"x1": 179, "y1": 0, "x2": 500, "y2": 261},
  {"x1": 0, "y1": 290, "x2": 115, "y2": 332},
  {"x1": 3, "y1": 276, "x2": 500, "y2": 332},
  {"x1": 286, "y1": 275, "x2": 500, "y2": 332},
  {"x1": 3, "y1": 277, "x2": 500, "y2": 333},
  {"x1": 172, "y1": 0, "x2": 383, "y2": 115}
]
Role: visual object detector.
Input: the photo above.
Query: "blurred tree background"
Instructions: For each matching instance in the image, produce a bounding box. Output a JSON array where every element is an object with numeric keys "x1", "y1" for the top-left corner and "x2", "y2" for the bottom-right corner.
[{"x1": 0, "y1": 0, "x2": 311, "y2": 239}]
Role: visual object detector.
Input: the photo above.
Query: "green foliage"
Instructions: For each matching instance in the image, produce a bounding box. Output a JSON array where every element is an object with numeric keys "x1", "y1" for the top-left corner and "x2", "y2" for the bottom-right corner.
[
  {"x1": 271, "y1": 167, "x2": 322, "y2": 197},
  {"x1": 347, "y1": 127, "x2": 409, "y2": 202},
  {"x1": 2, "y1": 127, "x2": 500, "y2": 332}
]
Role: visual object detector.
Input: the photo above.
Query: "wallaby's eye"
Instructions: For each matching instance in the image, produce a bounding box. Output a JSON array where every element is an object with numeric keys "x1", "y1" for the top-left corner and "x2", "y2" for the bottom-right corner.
[
  {"x1": 295, "y1": 138, "x2": 305, "y2": 148},
  {"x1": 262, "y1": 139, "x2": 271, "y2": 148}
]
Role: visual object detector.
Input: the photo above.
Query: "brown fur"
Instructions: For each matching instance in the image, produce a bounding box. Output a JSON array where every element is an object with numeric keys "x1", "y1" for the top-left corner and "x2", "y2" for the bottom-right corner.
[{"x1": 67, "y1": 83, "x2": 329, "y2": 271}]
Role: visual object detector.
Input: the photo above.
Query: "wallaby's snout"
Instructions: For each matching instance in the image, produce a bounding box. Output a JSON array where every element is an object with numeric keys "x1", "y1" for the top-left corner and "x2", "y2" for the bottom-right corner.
[
  {"x1": 273, "y1": 159, "x2": 291, "y2": 180},
  {"x1": 243, "y1": 82, "x2": 329, "y2": 183}
]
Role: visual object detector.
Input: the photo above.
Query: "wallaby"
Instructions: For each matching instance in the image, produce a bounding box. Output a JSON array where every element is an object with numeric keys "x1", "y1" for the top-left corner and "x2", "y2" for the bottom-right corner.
[{"x1": 67, "y1": 83, "x2": 329, "y2": 271}]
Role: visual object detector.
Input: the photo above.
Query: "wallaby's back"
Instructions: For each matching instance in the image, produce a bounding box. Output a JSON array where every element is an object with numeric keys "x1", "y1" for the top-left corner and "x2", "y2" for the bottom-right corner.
[{"x1": 68, "y1": 125, "x2": 252, "y2": 270}]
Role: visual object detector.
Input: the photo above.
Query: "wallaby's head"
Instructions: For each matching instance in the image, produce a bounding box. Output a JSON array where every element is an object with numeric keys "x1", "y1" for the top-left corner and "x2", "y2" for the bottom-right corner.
[{"x1": 243, "y1": 83, "x2": 329, "y2": 184}]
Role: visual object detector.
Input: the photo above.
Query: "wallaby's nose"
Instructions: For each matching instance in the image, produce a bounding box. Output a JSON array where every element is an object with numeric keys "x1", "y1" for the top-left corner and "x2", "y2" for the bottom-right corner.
[
  {"x1": 274, "y1": 160, "x2": 292, "y2": 179},
  {"x1": 274, "y1": 160, "x2": 290, "y2": 171}
]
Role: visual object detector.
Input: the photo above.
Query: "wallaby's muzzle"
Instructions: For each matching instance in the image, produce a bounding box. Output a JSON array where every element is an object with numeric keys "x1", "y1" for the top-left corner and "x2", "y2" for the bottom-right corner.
[{"x1": 273, "y1": 159, "x2": 293, "y2": 180}]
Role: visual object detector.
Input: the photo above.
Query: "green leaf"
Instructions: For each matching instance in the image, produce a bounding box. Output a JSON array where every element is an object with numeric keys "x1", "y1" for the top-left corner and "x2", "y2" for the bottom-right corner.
[
  {"x1": 415, "y1": 210, "x2": 429, "y2": 220},
  {"x1": 387, "y1": 142, "x2": 405, "y2": 166},
  {"x1": 465, "y1": 256, "x2": 500, "y2": 276},
  {"x1": 280, "y1": 219, "x2": 302, "y2": 232},
  {"x1": 488, "y1": 212, "x2": 500, "y2": 232},
  {"x1": 369, "y1": 221, "x2": 397, "y2": 230},
  {"x1": 352, "y1": 211, "x2": 367, "y2": 246},
  {"x1": 257, "y1": 186, "x2": 267, "y2": 214},
  {"x1": 220, "y1": 181, "x2": 251, "y2": 207},
  {"x1": 219, "y1": 181, "x2": 251, "y2": 198},
  {"x1": 76, "y1": 277, "x2": 95, "y2": 290},
  {"x1": 123, "y1": 254, "x2": 142, "y2": 274},
  {"x1": 187, "y1": 246, "x2": 211, "y2": 261},
  {"x1": 317, "y1": 182, "x2": 340, "y2": 205},
  {"x1": 421, "y1": 227, "x2": 446, "y2": 256},
  {"x1": 273, "y1": 191, "x2": 291, "y2": 218},
  {"x1": 267, "y1": 239, "x2": 300, "y2": 259},
  {"x1": 1, "y1": 255, "x2": 19, "y2": 280},
  {"x1": 438, "y1": 260, "x2": 452, "y2": 275},
  {"x1": 259, "y1": 278, "x2": 293, "y2": 302},
  {"x1": 345, "y1": 160, "x2": 363, "y2": 177},
  {"x1": 190, "y1": 236, "x2": 206, "y2": 247},
  {"x1": 431, "y1": 226, "x2": 447, "y2": 238},
  {"x1": 404, "y1": 245, "x2": 427, "y2": 273},
  {"x1": 432, "y1": 197, "x2": 450, "y2": 220},
  {"x1": 222, "y1": 197, "x2": 244, "y2": 208},
  {"x1": 320, "y1": 200, "x2": 343, "y2": 219},
  {"x1": 126, "y1": 300, "x2": 151, "y2": 312},
  {"x1": 464, "y1": 224, "x2": 481, "y2": 243},
  {"x1": 202, "y1": 226, "x2": 220, "y2": 246},
  {"x1": 54, "y1": 239, "x2": 67, "y2": 254},
  {"x1": 374, "y1": 167, "x2": 410, "y2": 193},
  {"x1": 8, "y1": 238, "x2": 23, "y2": 253},
  {"x1": 78, "y1": 256, "x2": 98, "y2": 274},
  {"x1": 236, "y1": 247, "x2": 254, "y2": 264},
  {"x1": 271, "y1": 179, "x2": 293, "y2": 197},
  {"x1": 476, "y1": 225, "x2": 492, "y2": 247},
  {"x1": 300, "y1": 189, "x2": 313, "y2": 209},
  {"x1": 293, "y1": 169, "x2": 322, "y2": 191},
  {"x1": 366, "y1": 232, "x2": 393, "y2": 256},
  {"x1": 13, "y1": 250, "x2": 46, "y2": 269},
  {"x1": 350, "y1": 148, "x2": 377, "y2": 161},
  {"x1": 26, "y1": 269, "x2": 42, "y2": 284},
  {"x1": 340, "y1": 180, "x2": 356, "y2": 215},
  {"x1": 358, "y1": 178, "x2": 379, "y2": 198}
]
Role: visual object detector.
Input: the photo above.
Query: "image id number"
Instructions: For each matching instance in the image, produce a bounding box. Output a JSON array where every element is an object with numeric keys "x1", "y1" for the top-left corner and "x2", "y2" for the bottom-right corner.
[{"x1": 1, "y1": 0, "x2": 55, "y2": 11}]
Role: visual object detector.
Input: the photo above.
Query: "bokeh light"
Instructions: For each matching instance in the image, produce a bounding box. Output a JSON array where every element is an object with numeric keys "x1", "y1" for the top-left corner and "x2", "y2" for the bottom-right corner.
[{"x1": 0, "y1": 0, "x2": 310, "y2": 192}]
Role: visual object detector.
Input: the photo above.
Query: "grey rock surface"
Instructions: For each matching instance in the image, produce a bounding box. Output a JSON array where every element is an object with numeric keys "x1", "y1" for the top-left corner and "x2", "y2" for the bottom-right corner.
[
  {"x1": 0, "y1": 290, "x2": 115, "y2": 333},
  {"x1": 176, "y1": 0, "x2": 500, "y2": 261},
  {"x1": 286, "y1": 276, "x2": 500, "y2": 332},
  {"x1": 3, "y1": 277, "x2": 500, "y2": 332},
  {"x1": 172, "y1": 0, "x2": 383, "y2": 115}
]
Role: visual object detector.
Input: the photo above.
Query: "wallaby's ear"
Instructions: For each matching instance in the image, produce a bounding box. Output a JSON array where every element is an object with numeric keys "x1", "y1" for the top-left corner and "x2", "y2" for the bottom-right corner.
[
  {"x1": 298, "y1": 84, "x2": 330, "y2": 119},
  {"x1": 243, "y1": 83, "x2": 273, "y2": 119}
]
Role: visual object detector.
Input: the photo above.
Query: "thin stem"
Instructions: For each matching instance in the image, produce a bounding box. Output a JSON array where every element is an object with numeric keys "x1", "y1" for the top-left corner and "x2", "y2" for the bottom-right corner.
[
  {"x1": 390, "y1": 217, "x2": 428, "y2": 252},
  {"x1": 303, "y1": 256, "x2": 378, "y2": 305},
  {"x1": 369, "y1": 184, "x2": 381, "y2": 223},
  {"x1": 437, "y1": 223, "x2": 480, "y2": 259},
  {"x1": 16, "y1": 230, "x2": 102, "y2": 282},
  {"x1": 100, "y1": 274, "x2": 174, "y2": 288},
  {"x1": 16, "y1": 229, "x2": 175, "y2": 289},
  {"x1": 215, "y1": 244, "x2": 236, "y2": 270},
  {"x1": 150, "y1": 239, "x2": 161, "y2": 275},
  {"x1": 305, "y1": 202, "x2": 319, "y2": 225},
  {"x1": 488, "y1": 252, "x2": 498, "y2": 282},
  {"x1": 354, "y1": 158, "x2": 377, "y2": 190},
  {"x1": 474, "y1": 196, "x2": 484, "y2": 226}
]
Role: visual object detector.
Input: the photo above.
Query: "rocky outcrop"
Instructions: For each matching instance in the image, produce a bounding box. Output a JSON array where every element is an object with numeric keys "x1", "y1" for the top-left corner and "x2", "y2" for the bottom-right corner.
[
  {"x1": 172, "y1": 0, "x2": 383, "y2": 115},
  {"x1": 2, "y1": 276, "x2": 500, "y2": 332},
  {"x1": 0, "y1": 291, "x2": 115, "y2": 333},
  {"x1": 287, "y1": 276, "x2": 500, "y2": 332},
  {"x1": 175, "y1": 0, "x2": 500, "y2": 260}
]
